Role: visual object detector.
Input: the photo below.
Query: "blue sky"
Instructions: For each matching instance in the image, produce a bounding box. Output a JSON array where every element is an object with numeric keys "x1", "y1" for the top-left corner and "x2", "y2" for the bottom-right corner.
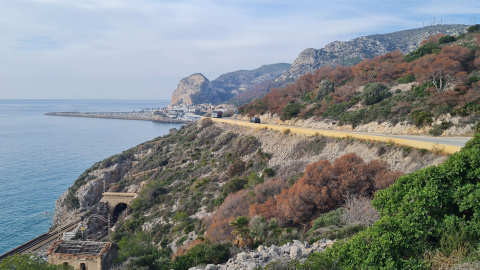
[{"x1": 1, "y1": 0, "x2": 480, "y2": 100}]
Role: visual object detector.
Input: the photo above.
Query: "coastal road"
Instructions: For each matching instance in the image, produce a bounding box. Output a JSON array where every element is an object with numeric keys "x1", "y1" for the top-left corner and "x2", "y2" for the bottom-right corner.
[{"x1": 209, "y1": 117, "x2": 472, "y2": 154}]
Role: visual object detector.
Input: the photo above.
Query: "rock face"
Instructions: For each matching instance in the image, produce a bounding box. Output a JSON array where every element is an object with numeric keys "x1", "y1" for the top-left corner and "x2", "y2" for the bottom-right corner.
[
  {"x1": 275, "y1": 24, "x2": 469, "y2": 85},
  {"x1": 52, "y1": 160, "x2": 133, "y2": 229},
  {"x1": 171, "y1": 64, "x2": 291, "y2": 105},
  {"x1": 171, "y1": 73, "x2": 218, "y2": 105},
  {"x1": 188, "y1": 239, "x2": 335, "y2": 270}
]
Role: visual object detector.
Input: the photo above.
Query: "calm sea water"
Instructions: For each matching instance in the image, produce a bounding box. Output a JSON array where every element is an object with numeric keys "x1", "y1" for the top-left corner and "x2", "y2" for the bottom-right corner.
[{"x1": 0, "y1": 99, "x2": 183, "y2": 254}]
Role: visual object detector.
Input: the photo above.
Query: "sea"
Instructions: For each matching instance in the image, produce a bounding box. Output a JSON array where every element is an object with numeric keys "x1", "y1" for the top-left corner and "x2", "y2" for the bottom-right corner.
[{"x1": 0, "y1": 99, "x2": 183, "y2": 254}]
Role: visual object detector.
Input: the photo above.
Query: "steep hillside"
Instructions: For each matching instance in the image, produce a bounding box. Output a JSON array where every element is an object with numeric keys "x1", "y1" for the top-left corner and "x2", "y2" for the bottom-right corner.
[
  {"x1": 52, "y1": 119, "x2": 447, "y2": 269},
  {"x1": 241, "y1": 25, "x2": 480, "y2": 137},
  {"x1": 275, "y1": 24, "x2": 468, "y2": 85},
  {"x1": 171, "y1": 63, "x2": 290, "y2": 105}
]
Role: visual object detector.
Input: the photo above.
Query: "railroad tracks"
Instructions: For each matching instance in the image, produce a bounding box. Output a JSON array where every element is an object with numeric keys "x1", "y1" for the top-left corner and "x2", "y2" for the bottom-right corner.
[{"x1": 0, "y1": 219, "x2": 81, "y2": 262}]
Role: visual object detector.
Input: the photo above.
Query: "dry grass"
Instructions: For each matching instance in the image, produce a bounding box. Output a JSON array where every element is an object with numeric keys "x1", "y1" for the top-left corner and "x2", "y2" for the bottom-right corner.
[{"x1": 431, "y1": 143, "x2": 446, "y2": 155}]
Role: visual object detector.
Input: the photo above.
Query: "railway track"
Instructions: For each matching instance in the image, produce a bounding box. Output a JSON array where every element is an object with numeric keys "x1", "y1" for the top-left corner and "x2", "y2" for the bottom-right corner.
[{"x1": 0, "y1": 219, "x2": 81, "y2": 262}]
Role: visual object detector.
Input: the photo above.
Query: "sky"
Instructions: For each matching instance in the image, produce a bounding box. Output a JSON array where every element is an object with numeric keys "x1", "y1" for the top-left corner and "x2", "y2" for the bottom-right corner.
[{"x1": 1, "y1": 0, "x2": 480, "y2": 100}]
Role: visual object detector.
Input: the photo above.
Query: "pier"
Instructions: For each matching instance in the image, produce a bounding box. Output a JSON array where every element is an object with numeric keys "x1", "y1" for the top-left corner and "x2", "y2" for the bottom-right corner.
[{"x1": 45, "y1": 111, "x2": 190, "y2": 123}]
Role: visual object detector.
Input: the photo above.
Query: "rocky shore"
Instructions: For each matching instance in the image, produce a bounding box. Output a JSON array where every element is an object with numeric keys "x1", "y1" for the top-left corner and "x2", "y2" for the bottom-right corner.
[
  {"x1": 45, "y1": 112, "x2": 189, "y2": 123},
  {"x1": 189, "y1": 239, "x2": 335, "y2": 270}
]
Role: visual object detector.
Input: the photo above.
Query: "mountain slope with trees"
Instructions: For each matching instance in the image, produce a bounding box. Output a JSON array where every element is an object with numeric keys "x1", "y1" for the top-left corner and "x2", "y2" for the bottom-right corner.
[
  {"x1": 47, "y1": 117, "x2": 448, "y2": 270},
  {"x1": 240, "y1": 25, "x2": 480, "y2": 137}
]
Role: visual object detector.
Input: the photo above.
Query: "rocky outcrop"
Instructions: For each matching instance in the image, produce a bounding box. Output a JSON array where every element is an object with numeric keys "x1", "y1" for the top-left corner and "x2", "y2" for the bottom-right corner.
[
  {"x1": 188, "y1": 239, "x2": 335, "y2": 270},
  {"x1": 275, "y1": 25, "x2": 469, "y2": 85},
  {"x1": 171, "y1": 73, "x2": 218, "y2": 105},
  {"x1": 52, "y1": 161, "x2": 132, "y2": 229},
  {"x1": 171, "y1": 64, "x2": 291, "y2": 105}
]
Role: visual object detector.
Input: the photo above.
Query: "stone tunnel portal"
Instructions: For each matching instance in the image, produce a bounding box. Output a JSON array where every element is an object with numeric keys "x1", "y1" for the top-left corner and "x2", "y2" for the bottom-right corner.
[{"x1": 112, "y1": 203, "x2": 128, "y2": 224}]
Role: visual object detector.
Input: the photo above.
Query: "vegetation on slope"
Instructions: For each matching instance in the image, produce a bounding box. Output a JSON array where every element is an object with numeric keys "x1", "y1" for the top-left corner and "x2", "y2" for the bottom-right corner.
[
  {"x1": 301, "y1": 128, "x2": 480, "y2": 270},
  {"x1": 240, "y1": 25, "x2": 480, "y2": 133},
  {"x1": 93, "y1": 118, "x2": 435, "y2": 269}
]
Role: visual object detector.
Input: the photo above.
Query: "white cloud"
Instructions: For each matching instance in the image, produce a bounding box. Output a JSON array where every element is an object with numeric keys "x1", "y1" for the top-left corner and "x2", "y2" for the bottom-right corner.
[{"x1": 0, "y1": 0, "x2": 479, "y2": 99}]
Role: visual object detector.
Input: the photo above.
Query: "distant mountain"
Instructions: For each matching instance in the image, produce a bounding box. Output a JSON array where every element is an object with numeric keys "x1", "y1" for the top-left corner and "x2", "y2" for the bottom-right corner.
[
  {"x1": 171, "y1": 25, "x2": 469, "y2": 106},
  {"x1": 171, "y1": 63, "x2": 291, "y2": 105},
  {"x1": 275, "y1": 25, "x2": 468, "y2": 85}
]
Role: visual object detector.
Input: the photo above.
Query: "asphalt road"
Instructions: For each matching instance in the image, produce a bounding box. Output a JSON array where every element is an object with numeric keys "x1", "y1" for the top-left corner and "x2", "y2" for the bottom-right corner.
[{"x1": 215, "y1": 117, "x2": 473, "y2": 152}]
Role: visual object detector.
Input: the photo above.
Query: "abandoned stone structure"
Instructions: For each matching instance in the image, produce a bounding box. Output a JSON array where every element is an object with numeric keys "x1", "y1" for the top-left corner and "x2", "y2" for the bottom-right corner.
[{"x1": 47, "y1": 240, "x2": 118, "y2": 270}]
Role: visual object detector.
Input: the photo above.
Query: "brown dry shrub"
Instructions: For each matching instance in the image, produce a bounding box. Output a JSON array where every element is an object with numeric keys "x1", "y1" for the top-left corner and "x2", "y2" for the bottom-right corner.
[
  {"x1": 249, "y1": 153, "x2": 402, "y2": 227},
  {"x1": 205, "y1": 190, "x2": 251, "y2": 243},
  {"x1": 341, "y1": 195, "x2": 379, "y2": 226},
  {"x1": 172, "y1": 239, "x2": 204, "y2": 260},
  {"x1": 253, "y1": 179, "x2": 287, "y2": 204}
]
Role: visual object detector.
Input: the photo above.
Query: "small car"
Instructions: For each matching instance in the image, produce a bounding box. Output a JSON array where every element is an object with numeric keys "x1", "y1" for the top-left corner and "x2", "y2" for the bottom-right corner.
[{"x1": 250, "y1": 117, "x2": 261, "y2": 123}]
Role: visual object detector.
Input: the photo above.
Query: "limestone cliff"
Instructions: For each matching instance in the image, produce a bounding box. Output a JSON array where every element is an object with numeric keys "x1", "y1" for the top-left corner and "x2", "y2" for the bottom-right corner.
[
  {"x1": 171, "y1": 63, "x2": 290, "y2": 105},
  {"x1": 171, "y1": 73, "x2": 218, "y2": 105},
  {"x1": 275, "y1": 24, "x2": 469, "y2": 85}
]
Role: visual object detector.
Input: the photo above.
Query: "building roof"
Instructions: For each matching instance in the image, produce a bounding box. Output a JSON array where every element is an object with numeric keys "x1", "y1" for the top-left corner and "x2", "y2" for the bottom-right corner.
[{"x1": 47, "y1": 240, "x2": 115, "y2": 258}]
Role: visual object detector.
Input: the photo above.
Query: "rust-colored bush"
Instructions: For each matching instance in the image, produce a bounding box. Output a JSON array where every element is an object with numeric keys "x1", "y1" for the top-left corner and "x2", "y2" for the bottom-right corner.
[
  {"x1": 205, "y1": 190, "x2": 251, "y2": 243},
  {"x1": 249, "y1": 153, "x2": 402, "y2": 227}
]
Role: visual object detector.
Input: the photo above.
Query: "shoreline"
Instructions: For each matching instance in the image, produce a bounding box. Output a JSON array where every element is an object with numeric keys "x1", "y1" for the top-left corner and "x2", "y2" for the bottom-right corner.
[{"x1": 45, "y1": 112, "x2": 191, "y2": 123}]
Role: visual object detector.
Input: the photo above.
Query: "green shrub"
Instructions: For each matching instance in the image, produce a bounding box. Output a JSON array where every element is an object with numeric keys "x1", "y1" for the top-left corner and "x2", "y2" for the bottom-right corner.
[
  {"x1": 222, "y1": 178, "x2": 247, "y2": 196},
  {"x1": 410, "y1": 110, "x2": 433, "y2": 127},
  {"x1": 316, "y1": 80, "x2": 335, "y2": 101},
  {"x1": 405, "y1": 41, "x2": 439, "y2": 62},
  {"x1": 282, "y1": 102, "x2": 304, "y2": 120},
  {"x1": 362, "y1": 83, "x2": 391, "y2": 105},
  {"x1": 244, "y1": 172, "x2": 264, "y2": 189},
  {"x1": 0, "y1": 254, "x2": 73, "y2": 270},
  {"x1": 467, "y1": 24, "x2": 480, "y2": 33},
  {"x1": 397, "y1": 74, "x2": 415, "y2": 84},
  {"x1": 310, "y1": 208, "x2": 345, "y2": 230},
  {"x1": 301, "y1": 132, "x2": 480, "y2": 269},
  {"x1": 263, "y1": 168, "x2": 276, "y2": 178},
  {"x1": 171, "y1": 243, "x2": 231, "y2": 270},
  {"x1": 227, "y1": 159, "x2": 246, "y2": 177},
  {"x1": 429, "y1": 121, "x2": 452, "y2": 136},
  {"x1": 438, "y1": 35, "x2": 456, "y2": 44}
]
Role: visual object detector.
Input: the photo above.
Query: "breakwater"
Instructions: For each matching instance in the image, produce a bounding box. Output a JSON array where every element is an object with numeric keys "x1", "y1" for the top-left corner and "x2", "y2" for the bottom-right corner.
[{"x1": 45, "y1": 112, "x2": 189, "y2": 123}]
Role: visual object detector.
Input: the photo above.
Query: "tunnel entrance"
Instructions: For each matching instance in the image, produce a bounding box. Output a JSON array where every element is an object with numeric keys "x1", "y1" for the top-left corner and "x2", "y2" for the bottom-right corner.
[{"x1": 112, "y1": 203, "x2": 128, "y2": 224}]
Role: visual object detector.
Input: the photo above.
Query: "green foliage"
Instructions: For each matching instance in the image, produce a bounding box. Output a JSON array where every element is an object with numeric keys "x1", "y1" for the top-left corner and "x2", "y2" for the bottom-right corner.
[
  {"x1": 322, "y1": 102, "x2": 351, "y2": 119},
  {"x1": 263, "y1": 168, "x2": 276, "y2": 178},
  {"x1": 302, "y1": 132, "x2": 480, "y2": 270},
  {"x1": 227, "y1": 159, "x2": 246, "y2": 177},
  {"x1": 410, "y1": 110, "x2": 433, "y2": 127},
  {"x1": 131, "y1": 180, "x2": 167, "y2": 210},
  {"x1": 429, "y1": 121, "x2": 452, "y2": 136},
  {"x1": 397, "y1": 74, "x2": 415, "y2": 84},
  {"x1": 0, "y1": 254, "x2": 73, "y2": 270},
  {"x1": 230, "y1": 216, "x2": 251, "y2": 238},
  {"x1": 362, "y1": 83, "x2": 391, "y2": 105},
  {"x1": 438, "y1": 35, "x2": 456, "y2": 44},
  {"x1": 454, "y1": 101, "x2": 480, "y2": 116},
  {"x1": 316, "y1": 80, "x2": 335, "y2": 101},
  {"x1": 281, "y1": 102, "x2": 304, "y2": 120},
  {"x1": 405, "y1": 41, "x2": 439, "y2": 62},
  {"x1": 244, "y1": 172, "x2": 264, "y2": 189},
  {"x1": 412, "y1": 81, "x2": 432, "y2": 98},
  {"x1": 467, "y1": 24, "x2": 480, "y2": 33},
  {"x1": 310, "y1": 208, "x2": 345, "y2": 230},
  {"x1": 116, "y1": 231, "x2": 162, "y2": 264},
  {"x1": 171, "y1": 243, "x2": 231, "y2": 270},
  {"x1": 222, "y1": 178, "x2": 247, "y2": 196}
]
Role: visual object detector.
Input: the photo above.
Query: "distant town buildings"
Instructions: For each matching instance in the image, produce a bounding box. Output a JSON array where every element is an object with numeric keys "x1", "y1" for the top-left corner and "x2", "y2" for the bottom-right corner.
[{"x1": 154, "y1": 103, "x2": 236, "y2": 121}]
